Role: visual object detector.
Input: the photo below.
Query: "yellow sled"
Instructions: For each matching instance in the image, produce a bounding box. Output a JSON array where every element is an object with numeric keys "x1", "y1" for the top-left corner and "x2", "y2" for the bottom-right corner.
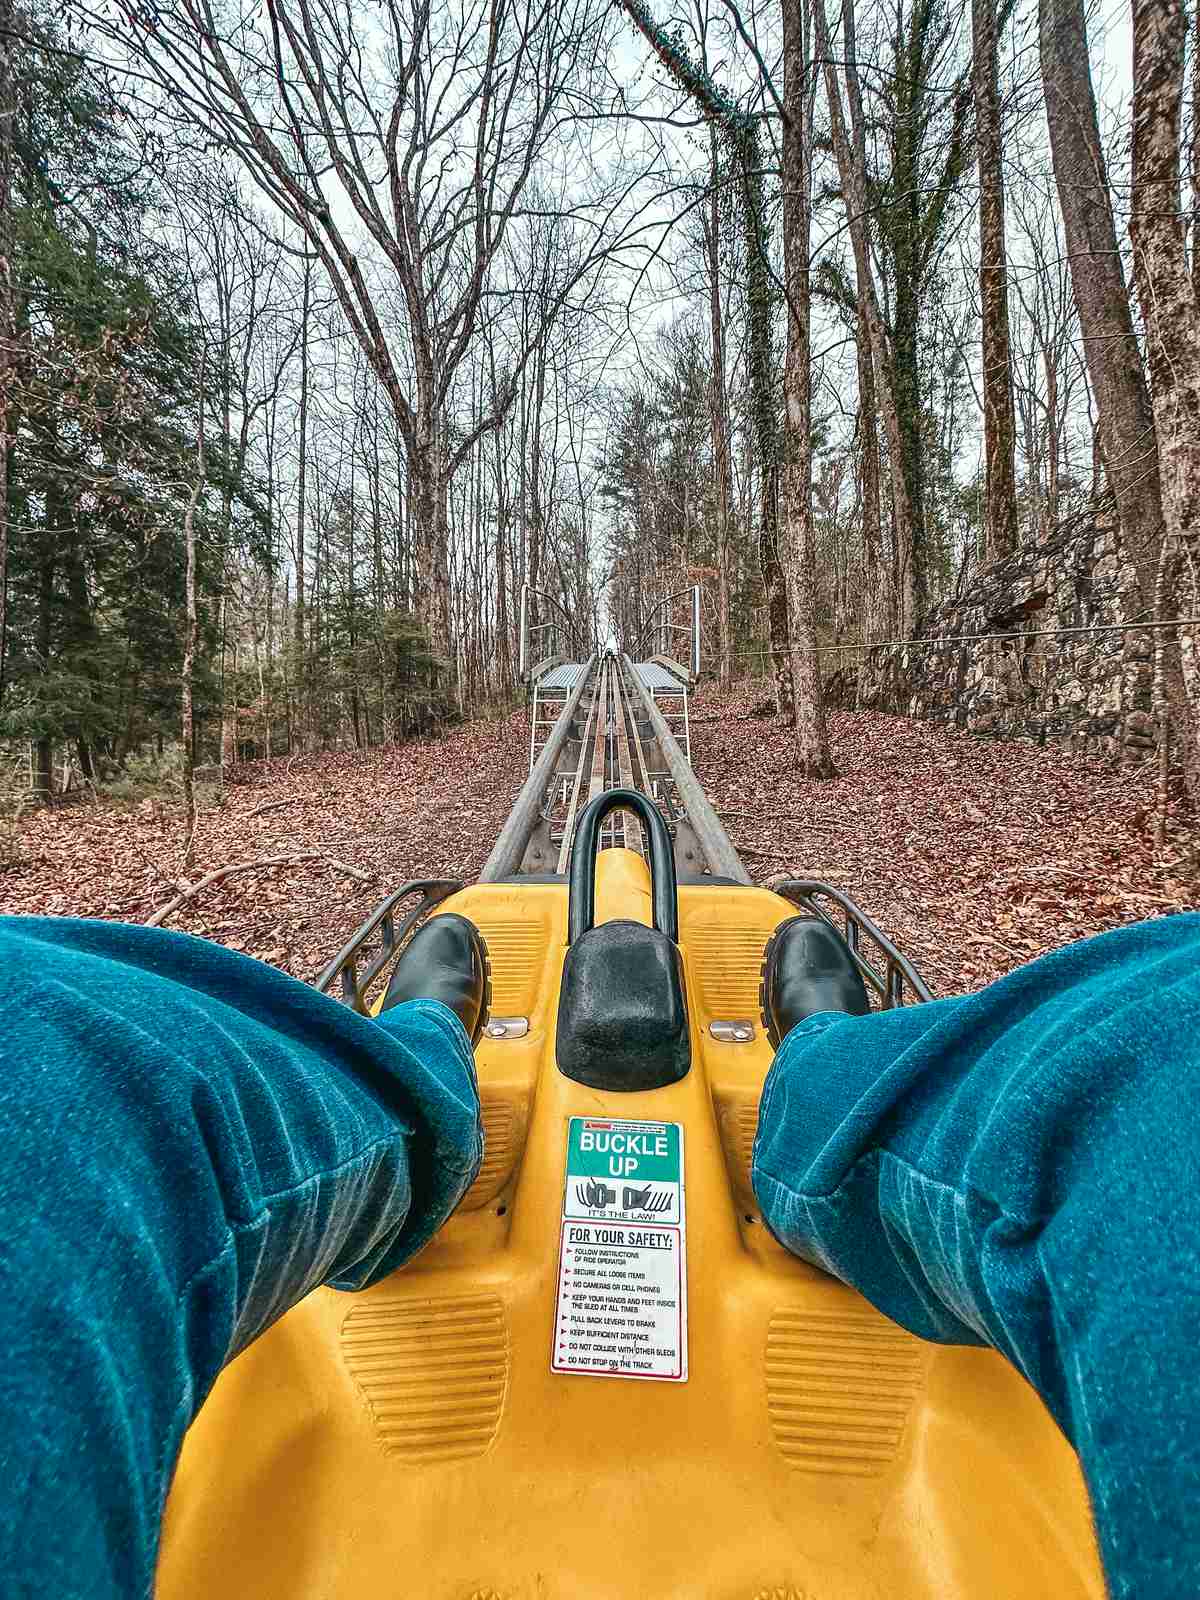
[{"x1": 159, "y1": 785, "x2": 1103, "y2": 1600}]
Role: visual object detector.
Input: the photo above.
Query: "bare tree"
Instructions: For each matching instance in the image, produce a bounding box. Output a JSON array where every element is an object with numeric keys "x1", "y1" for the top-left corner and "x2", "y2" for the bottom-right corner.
[
  {"x1": 838, "y1": 0, "x2": 886, "y2": 641},
  {"x1": 0, "y1": 0, "x2": 14, "y2": 701},
  {"x1": 971, "y1": 0, "x2": 1018, "y2": 559},
  {"x1": 618, "y1": 0, "x2": 795, "y2": 719},
  {"x1": 813, "y1": 0, "x2": 919, "y2": 633},
  {"x1": 780, "y1": 0, "x2": 835, "y2": 774},
  {"x1": 703, "y1": 128, "x2": 735, "y2": 691},
  {"x1": 1038, "y1": 0, "x2": 1162, "y2": 609},
  {"x1": 181, "y1": 347, "x2": 206, "y2": 864},
  {"x1": 1008, "y1": 182, "x2": 1086, "y2": 538},
  {"x1": 1039, "y1": 0, "x2": 1199, "y2": 786},
  {"x1": 183, "y1": 173, "x2": 302, "y2": 768},
  {"x1": 113, "y1": 0, "x2": 631, "y2": 659},
  {"x1": 293, "y1": 255, "x2": 311, "y2": 736},
  {"x1": 1129, "y1": 0, "x2": 1200, "y2": 787}
]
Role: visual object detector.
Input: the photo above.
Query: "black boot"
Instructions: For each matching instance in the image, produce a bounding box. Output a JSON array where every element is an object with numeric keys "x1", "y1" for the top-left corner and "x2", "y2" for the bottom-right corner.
[
  {"x1": 380, "y1": 913, "x2": 491, "y2": 1045},
  {"x1": 759, "y1": 916, "x2": 870, "y2": 1048}
]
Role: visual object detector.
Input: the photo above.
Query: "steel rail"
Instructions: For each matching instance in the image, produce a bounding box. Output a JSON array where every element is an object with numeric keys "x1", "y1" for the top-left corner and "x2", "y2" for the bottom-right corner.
[
  {"x1": 585, "y1": 656, "x2": 611, "y2": 805},
  {"x1": 771, "y1": 880, "x2": 934, "y2": 1006},
  {"x1": 610, "y1": 669, "x2": 643, "y2": 854},
  {"x1": 622, "y1": 679, "x2": 653, "y2": 795},
  {"x1": 555, "y1": 663, "x2": 604, "y2": 874},
  {"x1": 620, "y1": 653, "x2": 750, "y2": 883},
  {"x1": 480, "y1": 651, "x2": 597, "y2": 881},
  {"x1": 590, "y1": 659, "x2": 619, "y2": 853}
]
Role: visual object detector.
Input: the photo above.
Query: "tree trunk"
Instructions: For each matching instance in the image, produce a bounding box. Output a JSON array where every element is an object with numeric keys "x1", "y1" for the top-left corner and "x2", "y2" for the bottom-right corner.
[
  {"x1": 293, "y1": 257, "x2": 310, "y2": 749},
  {"x1": 1045, "y1": 348, "x2": 1061, "y2": 534},
  {"x1": 842, "y1": 0, "x2": 883, "y2": 641},
  {"x1": 33, "y1": 737, "x2": 50, "y2": 801},
  {"x1": 854, "y1": 306, "x2": 886, "y2": 640},
  {"x1": 615, "y1": 0, "x2": 792, "y2": 712},
  {"x1": 1039, "y1": 0, "x2": 1163, "y2": 601},
  {"x1": 1040, "y1": 0, "x2": 1200, "y2": 789},
  {"x1": 495, "y1": 490, "x2": 511, "y2": 694},
  {"x1": 759, "y1": 490, "x2": 793, "y2": 716},
  {"x1": 781, "y1": 0, "x2": 835, "y2": 775},
  {"x1": 528, "y1": 348, "x2": 547, "y2": 645},
  {"x1": 432, "y1": 435, "x2": 452, "y2": 661},
  {"x1": 814, "y1": 0, "x2": 919, "y2": 633},
  {"x1": 1129, "y1": 0, "x2": 1200, "y2": 786},
  {"x1": 743, "y1": 158, "x2": 793, "y2": 721},
  {"x1": 891, "y1": 294, "x2": 928, "y2": 626},
  {"x1": 972, "y1": 0, "x2": 1019, "y2": 561},
  {"x1": 220, "y1": 596, "x2": 237, "y2": 769},
  {"x1": 182, "y1": 353, "x2": 206, "y2": 865},
  {"x1": 705, "y1": 130, "x2": 734, "y2": 693},
  {"x1": 410, "y1": 401, "x2": 452, "y2": 662},
  {"x1": 1153, "y1": 530, "x2": 1174, "y2": 843},
  {"x1": 0, "y1": 0, "x2": 13, "y2": 707},
  {"x1": 32, "y1": 539, "x2": 53, "y2": 801}
]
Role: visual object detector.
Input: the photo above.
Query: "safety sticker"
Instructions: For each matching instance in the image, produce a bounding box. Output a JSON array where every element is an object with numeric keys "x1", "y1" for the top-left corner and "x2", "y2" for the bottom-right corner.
[{"x1": 552, "y1": 1117, "x2": 687, "y2": 1382}]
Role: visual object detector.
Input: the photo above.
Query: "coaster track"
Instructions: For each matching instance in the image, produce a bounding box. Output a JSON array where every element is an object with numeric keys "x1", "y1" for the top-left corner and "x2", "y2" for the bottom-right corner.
[
  {"x1": 318, "y1": 595, "x2": 932, "y2": 1015},
  {"x1": 482, "y1": 648, "x2": 745, "y2": 884}
]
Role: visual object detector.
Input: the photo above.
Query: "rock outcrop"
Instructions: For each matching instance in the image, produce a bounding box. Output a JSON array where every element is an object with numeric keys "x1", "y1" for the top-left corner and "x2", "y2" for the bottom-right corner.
[{"x1": 830, "y1": 514, "x2": 1158, "y2": 758}]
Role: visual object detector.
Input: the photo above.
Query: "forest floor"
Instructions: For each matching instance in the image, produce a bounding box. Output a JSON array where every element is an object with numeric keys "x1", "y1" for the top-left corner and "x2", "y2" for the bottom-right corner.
[
  {"x1": 1, "y1": 682, "x2": 1196, "y2": 997},
  {"x1": 691, "y1": 684, "x2": 1199, "y2": 994}
]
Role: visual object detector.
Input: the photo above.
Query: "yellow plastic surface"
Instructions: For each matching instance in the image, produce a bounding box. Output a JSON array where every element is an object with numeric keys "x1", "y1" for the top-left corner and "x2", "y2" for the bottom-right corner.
[{"x1": 159, "y1": 850, "x2": 1104, "y2": 1599}]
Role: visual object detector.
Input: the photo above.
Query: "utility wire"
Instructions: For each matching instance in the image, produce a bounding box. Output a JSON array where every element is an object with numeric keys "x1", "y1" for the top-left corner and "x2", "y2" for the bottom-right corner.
[
  {"x1": 817, "y1": 617, "x2": 1200, "y2": 653},
  {"x1": 731, "y1": 616, "x2": 1200, "y2": 656}
]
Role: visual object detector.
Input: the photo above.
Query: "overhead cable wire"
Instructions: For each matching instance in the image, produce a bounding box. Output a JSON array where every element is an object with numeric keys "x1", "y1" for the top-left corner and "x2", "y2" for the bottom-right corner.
[{"x1": 816, "y1": 617, "x2": 1200, "y2": 652}]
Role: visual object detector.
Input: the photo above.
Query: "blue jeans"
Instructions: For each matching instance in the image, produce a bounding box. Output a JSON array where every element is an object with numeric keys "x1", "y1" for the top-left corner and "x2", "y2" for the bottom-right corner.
[
  {"x1": 755, "y1": 911, "x2": 1200, "y2": 1600},
  {"x1": 0, "y1": 917, "x2": 480, "y2": 1599},
  {"x1": 0, "y1": 912, "x2": 1195, "y2": 1597}
]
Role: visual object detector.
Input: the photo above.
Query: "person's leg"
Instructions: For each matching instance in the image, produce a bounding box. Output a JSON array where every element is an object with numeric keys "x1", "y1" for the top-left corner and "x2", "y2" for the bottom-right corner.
[
  {"x1": 753, "y1": 912, "x2": 1200, "y2": 1600},
  {"x1": 0, "y1": 914, "x2": 482, "y2": 1600}
]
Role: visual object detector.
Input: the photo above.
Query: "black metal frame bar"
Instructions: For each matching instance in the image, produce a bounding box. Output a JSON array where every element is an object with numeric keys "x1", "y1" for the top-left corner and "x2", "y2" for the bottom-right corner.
[
  {"x1": 771, "y1": 880, "x2": 934, "y2": 1007},
  {"x1": 568, "y1": 787, "x2": 678, "y2": 943},
  {"x1": 316, "y1": 879, "x2": 462, "y2": 1013}
]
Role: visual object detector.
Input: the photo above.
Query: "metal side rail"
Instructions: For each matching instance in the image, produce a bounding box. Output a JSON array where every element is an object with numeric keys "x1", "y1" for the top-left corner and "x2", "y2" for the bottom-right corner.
[
  {"x1": 315, "y1": 878, "x2": 463, "y2": 1014},
  {"x1": 619, "y1": 652, "x2": 748, "y2": 884},
  {"x1": 481, "y1": 652, "x2": 598, "y2": 880},
  {"x1": 771, "y1": 879, "x2": 934, "y2": 1007}
]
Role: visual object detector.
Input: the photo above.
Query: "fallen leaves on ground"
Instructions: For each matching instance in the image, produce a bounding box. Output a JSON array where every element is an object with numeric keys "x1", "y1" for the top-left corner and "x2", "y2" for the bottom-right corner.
[
  {"x1": 1, "y1": 688, "x2": 1195, "y2": 998},
  {"x1": 0, "y1": 711, "x2": 528, "y2": 981},
  {"x1": 693, "y1": 683, "x2": 1199, "y2": 994}
]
